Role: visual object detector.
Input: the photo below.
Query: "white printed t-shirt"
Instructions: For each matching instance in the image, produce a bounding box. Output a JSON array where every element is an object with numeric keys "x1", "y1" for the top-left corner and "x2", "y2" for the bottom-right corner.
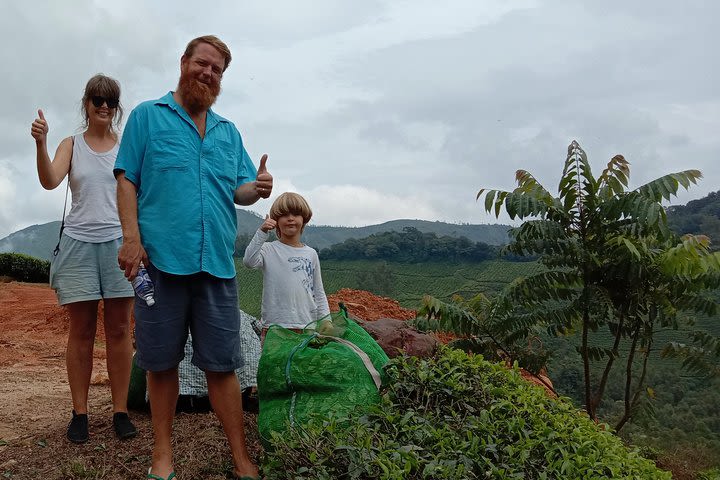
[{"x1": 243, "y1": 229, "x2": 330, "y2": 329}]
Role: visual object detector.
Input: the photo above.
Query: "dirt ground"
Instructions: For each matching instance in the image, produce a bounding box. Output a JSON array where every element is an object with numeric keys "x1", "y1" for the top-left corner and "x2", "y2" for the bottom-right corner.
[
  {"x1": 0, "y1": 281, "x2": 264, "y2": 480},
  {"x1": 0, "y1": 281, "x2": 77, "y2": 443},
  {"x1": 0, "y1": 282, "x2": 419, "y2": 479}
]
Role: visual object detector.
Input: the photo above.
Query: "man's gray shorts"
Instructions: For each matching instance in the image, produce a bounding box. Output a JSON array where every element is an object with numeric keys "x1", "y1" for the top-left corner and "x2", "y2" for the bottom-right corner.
[{"x1": 134, "y1": 262, "x2": 243, "y2": 373}]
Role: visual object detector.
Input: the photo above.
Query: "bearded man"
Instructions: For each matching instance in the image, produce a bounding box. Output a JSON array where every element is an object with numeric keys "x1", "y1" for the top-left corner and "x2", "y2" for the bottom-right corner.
[{"x1": 114, "y1": 35, "x2": 270, "y2": 480}]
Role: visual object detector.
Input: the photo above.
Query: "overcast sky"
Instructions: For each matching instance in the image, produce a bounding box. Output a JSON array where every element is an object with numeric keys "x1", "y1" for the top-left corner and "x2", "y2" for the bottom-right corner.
[{"x1": 0, "y1": 0, "x2": 717, "y2": 239}]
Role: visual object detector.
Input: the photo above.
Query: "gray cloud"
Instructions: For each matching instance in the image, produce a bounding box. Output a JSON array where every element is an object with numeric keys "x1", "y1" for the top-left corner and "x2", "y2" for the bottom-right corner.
[{"x1": 1, "y1": 0, "x2": 717, "y2": 238}]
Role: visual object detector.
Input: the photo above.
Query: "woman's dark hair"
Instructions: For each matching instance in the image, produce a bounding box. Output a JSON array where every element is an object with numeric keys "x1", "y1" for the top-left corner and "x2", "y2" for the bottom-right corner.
[{"x1": 80, "y1": 74, "x2": 123, "y2": 132}]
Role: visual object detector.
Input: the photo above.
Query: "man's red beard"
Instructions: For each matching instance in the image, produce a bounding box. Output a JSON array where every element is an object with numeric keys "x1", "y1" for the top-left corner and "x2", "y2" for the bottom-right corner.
[{"x1": 177, "y1": 72, "x2": 221, "y2": 114}]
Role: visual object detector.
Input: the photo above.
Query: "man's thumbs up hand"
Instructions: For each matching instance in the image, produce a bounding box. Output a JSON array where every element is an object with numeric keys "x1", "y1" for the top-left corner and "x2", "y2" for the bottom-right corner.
[{"x1": 255, "y1": 154, "x2": 273, "y2": 199}]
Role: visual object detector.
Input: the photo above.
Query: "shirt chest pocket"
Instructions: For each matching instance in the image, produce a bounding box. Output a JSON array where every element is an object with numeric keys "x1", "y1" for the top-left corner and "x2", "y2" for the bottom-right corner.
[
  {"x1": 213, "y1": 140, "x2": 238, "y2": 185},
  {"x1": 147, "y1": 133, "x2": 192, "y2": 171}
]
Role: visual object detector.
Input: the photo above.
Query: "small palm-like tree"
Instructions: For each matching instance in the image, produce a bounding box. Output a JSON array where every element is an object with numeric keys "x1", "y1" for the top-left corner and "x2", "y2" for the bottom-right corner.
[
  {"x1": 415, "y1": 292, "x2": 552, "y2": 378},
  {"x1": 474, "y1": 140, "x2": 720, "y2": 429}
]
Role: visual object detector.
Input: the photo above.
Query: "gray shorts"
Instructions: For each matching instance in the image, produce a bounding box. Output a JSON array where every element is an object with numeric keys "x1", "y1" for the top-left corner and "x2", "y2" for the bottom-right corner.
[
  {"x1": 49, "y1": 234, "x2": 134, "y2": 305},
  {"x1": 133, "y1": 262, "x2": 243, "y2": 373}
]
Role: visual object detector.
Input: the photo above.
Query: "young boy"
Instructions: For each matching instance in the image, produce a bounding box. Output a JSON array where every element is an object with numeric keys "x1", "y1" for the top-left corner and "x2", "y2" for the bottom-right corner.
[{"x1": 243, "y1": 192, "x2": 330, "y2": 332}]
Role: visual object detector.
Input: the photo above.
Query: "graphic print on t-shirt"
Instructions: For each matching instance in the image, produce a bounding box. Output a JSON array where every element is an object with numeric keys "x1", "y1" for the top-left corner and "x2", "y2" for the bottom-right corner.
[{"x1": 288, "y1": 257, "x2": 314, "y2": 294}]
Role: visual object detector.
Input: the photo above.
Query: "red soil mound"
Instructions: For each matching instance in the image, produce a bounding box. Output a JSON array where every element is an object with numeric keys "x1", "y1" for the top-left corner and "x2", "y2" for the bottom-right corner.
[
  {"x1": 327, "y1": 288, "x2": 417, "y2": 321},
  {"x1": 0, "y1": 282, "x2": 69, "y2": 368},
  {"x1": 0, "y1": 281, "x2": 112, "y2": 369},
  {"x1": 519, "y1": 368, "x2": 556, "y2": 397}
]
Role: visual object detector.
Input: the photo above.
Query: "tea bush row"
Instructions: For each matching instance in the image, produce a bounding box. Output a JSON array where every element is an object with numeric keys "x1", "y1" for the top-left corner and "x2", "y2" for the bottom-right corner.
[
  {"x1": 0, "y1": 253, "x2": 50, "y2": 283},
  {"x1": 263, "y1": 347, "x2": 670, "y2": 479}
]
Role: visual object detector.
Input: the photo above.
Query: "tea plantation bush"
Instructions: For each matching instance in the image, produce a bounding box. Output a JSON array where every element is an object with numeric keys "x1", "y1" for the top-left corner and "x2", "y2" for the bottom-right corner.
[
  {"x1": 0, "y1": 253, "x2": 50, "y2": 283},
  {"x1": 263, "y1": 347, "x2": 670, "y2": 479}
]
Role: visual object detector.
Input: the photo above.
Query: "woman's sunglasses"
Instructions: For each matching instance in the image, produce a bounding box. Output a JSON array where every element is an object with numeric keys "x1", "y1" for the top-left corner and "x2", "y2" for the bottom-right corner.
[{"x1": 90, "y1": 95, "x2": 119, "y2": 108}]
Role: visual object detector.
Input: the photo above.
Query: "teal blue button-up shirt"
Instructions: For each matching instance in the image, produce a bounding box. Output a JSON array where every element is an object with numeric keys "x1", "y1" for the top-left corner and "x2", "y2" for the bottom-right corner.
[{"x1": 114, "y1": 92, "x2": 257, "y2": 278}]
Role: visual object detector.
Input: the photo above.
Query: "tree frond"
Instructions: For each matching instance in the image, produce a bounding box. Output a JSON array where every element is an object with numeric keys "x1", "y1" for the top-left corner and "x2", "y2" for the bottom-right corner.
[
  {"x1": 477, "y1": 189, "x2": 511, "y2": 218},
  {"x1": 659, "y1": 235, "x2": 720, "y2": 277},
  {"x1": 636, "y1": 170, "x2": 703, "y2": 202},
  {"x1": 508, "y1": 219, "x2": 568, "y2": 242},
  {"x1": 560, "y1": 140, "x2": 598, "y2": 203},
  {"x1": 613, "y1": 192, "x2": 668, "y2": 228},
  {"x1": 505, "y1": 270, "x2": 582, "y2": 305},
  {"x1": 673, "y1": 292, "x2": 720, "y2": 317},
  {"x1": 662, "y1": 341, "x2": 720, "y2": 377},
  {"x1": 465, "y1": 292, "x2": 492, "y2": 313},
  {"x1": 597, "y1": 154, "x2": 630, "y2": 199},
  {"x1": 688, "y1": 331, "x2": 720, "y2": 354},
  {"x1": 416, "y1": 295, "x2": 484, "y2": 336},
  {"x1": 504, "y1": 191, "x2": 551, "y2": 220},
  {"x1": 507, "y1": 302, "x2": 581, "y2": 337},
  {"x1": 515, "y1": 170, "x2": 553, "y2": 200},
  {"x1": 605, "y1": 235, "x2": 643, "y2": 260}
]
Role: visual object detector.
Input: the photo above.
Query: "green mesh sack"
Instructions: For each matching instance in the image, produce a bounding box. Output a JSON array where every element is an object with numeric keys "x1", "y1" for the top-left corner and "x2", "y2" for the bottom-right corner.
[
  {"x1": 257, "y1": 307, "x2": 389, "y2": 448},
  {"x1": 127, "y1": 353, "x2": 147, "y2": 411}
]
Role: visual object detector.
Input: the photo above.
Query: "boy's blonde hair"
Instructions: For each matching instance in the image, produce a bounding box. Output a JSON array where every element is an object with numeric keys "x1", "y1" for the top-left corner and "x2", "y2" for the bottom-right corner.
[{"x1": 269, "y1": 192, "x2": 313, "y2": 237}]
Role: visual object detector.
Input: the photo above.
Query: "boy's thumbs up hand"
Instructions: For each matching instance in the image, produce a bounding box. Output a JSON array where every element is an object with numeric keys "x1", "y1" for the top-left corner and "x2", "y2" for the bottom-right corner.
[
  {"x1": 260, "y1": 214, "x2": 277, "y2": 233},
  {"x1": 255, "y1": 154, "x2": 273, "y2": 199}
]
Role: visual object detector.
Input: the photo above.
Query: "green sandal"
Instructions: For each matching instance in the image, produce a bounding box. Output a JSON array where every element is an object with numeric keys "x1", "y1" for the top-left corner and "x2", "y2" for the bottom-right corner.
[{"x1": 147, "y1": 467, "x2": 176, "y2": 480}]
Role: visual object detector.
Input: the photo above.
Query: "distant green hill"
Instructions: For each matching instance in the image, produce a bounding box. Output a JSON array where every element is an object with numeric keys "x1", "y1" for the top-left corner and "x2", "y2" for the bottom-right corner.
[
  {"x1": 0, "y1": 221, "x2": 62, "y2": 261},
  {"x1": 0, "y1": 210, "x2": 267, "y2": 261},
  {"x1": 0, "y1": 211, "x2": 511, "y2": 261},
  {"x1": 302, "y1": 220, "x2": 510, "y2": 250}
]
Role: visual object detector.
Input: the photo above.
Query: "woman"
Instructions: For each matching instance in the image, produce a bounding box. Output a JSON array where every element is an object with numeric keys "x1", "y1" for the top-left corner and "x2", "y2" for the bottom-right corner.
[{"x1": 30, "y1": 74, "x2": 137, "y2": 443}]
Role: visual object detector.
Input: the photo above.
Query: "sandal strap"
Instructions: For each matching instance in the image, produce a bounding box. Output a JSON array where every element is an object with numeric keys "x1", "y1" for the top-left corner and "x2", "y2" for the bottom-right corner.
[{"x1": 147, "y1": 468, "x2": 176, "y2": 480}]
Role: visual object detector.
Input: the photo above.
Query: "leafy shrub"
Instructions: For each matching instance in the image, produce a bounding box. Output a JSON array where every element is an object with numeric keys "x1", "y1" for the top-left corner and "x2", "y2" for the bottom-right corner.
[
  {"x1": 263, "y1": 347, "x2": 670, "y2": 479},
  {"x1": 699, "y1": 467, "x2": 720, "y2": 480},
  {"x1": 0, "y1": 253, "x2": 50, "y2": 283}
]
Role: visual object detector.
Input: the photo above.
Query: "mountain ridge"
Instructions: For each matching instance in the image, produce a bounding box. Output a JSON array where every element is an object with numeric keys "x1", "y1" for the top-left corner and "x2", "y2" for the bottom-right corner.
[
  {"x1": 0, "y1": 209, "x2": 511, "y2": 261},
  {"x1": 6, "y1": 188, "x2": 718, "y2": 262}
]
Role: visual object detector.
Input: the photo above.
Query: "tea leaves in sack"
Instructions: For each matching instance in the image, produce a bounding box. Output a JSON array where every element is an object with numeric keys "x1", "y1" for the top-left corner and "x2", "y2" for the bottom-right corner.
[{"x1": 257, "y1": 308, "x2": 389, "y2": 448}]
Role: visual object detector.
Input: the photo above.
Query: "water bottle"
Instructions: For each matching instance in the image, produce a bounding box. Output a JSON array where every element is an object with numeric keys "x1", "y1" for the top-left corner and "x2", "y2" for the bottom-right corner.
[{"x1": 132, "y1": 262, "x2": 155, "y2": 306}]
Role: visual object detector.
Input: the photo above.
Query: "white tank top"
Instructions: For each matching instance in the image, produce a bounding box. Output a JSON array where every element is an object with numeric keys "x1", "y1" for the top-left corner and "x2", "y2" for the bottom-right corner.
[{"x1": 63, "y1": 133, "x2": 123, "y2": 243}]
